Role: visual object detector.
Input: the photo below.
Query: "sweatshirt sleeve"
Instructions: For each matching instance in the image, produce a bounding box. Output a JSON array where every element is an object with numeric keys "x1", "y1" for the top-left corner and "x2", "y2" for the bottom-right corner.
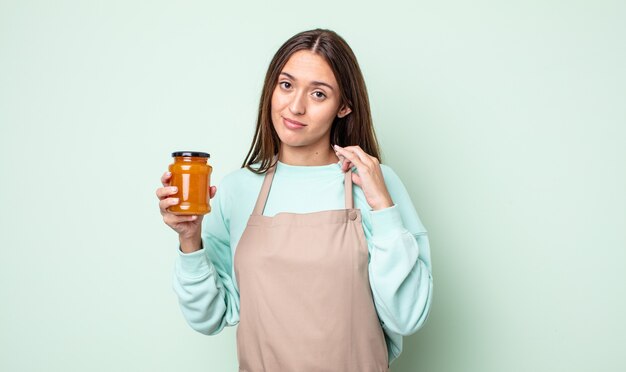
[
  {"x1": 365, "y1": 165, "x2": 433, "y2": 353},
  {"x1": 172, "y1": 182, "x2": 240, "y2": 335}
]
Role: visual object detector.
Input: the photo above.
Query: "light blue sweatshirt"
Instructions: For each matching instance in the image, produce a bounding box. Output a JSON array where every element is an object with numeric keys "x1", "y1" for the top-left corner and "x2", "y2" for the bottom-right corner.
[{"x1": 173, "y1": 161, "x2": 433, "y2": 364}]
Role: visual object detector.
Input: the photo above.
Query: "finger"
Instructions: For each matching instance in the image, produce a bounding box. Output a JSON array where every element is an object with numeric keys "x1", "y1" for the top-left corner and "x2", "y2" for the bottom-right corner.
[
  {"x1": 156, "y1": 186, "x2": 179, "y2": 200},
  {"x1": 164, "y1": 213, "x2": 199, "y2": 225},
  {"x1": 171, "y1": 214, "x2": 199, "y2": 222},
  {"x1": 336, "y1": 153, "x2": 349, "y2": 172},
  {"x1": 209, "y1": 186, "x2": 217, "y2": 199},
  {"x1": 341, "y1": 145, "x2": 378, "y2": 165},
  {"x1": 159, "y1": 197, "x2": 179, "y2": 212},
  {"x1": 334, "y1": 145, "x2": 365, "y2": 169},
  {"x1": 161, "y1": 171, "x2": 172, "y2": 187},
  {"x1": 351, "y1": 172, "x2": 362, "y2": 187},
  {"x1": 341, "y1": 159, "x2": 353, "y2": 173}
]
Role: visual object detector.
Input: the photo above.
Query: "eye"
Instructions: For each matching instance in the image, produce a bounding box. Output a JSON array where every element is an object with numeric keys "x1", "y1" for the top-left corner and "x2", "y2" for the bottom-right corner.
[
  {"x1": 279, "y1": 81, "x2": 292, "y2": 89},
  {"x1": 312, "y1": 91, "x2": 326, "y2": 99}
]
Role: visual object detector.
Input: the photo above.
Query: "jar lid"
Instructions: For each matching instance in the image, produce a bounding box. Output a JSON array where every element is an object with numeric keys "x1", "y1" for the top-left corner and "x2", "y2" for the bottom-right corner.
[{"x1": 172, "y1": 151, "x2": 210, "y2": 158}]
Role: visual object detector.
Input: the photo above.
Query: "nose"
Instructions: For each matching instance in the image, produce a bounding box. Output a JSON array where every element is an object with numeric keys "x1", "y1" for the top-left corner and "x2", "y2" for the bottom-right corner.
[{"x1": 289, "y1": 91, "x2": 306, "y2": 115}]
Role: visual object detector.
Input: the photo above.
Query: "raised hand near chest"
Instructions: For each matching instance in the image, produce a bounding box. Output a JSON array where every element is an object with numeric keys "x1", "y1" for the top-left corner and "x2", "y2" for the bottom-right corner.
[{"x1": 333, "y1": 145, "x2": 394, "y2": 211}]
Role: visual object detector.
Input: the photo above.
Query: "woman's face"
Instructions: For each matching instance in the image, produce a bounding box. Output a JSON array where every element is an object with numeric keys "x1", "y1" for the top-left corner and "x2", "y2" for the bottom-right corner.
[{"x1": 271, "y1": 50, "x2": 351, "y2": 153}]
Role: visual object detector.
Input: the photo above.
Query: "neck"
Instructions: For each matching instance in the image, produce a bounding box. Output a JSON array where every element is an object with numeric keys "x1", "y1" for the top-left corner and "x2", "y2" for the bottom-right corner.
[{"x1": 278, "y1": 144, "x2": 338, "y2": 166}]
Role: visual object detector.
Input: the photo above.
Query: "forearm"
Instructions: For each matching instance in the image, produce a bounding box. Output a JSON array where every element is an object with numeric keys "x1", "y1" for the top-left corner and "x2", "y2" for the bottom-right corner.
[
  {"x1": 172, "y1": 248, "x2": 231, "y2": 335},
  {"x1": 179, "y1": 233, "x2": 202, "y2": 254},
  {"x1": 368, "y1": 207, "x2": 433, "y2": 335}
]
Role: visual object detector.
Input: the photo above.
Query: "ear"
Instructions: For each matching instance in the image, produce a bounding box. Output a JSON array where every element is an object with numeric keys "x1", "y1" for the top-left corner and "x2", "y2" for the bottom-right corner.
[{"x1": 337, "y1": 105, "x2": 352, "y2": 118}]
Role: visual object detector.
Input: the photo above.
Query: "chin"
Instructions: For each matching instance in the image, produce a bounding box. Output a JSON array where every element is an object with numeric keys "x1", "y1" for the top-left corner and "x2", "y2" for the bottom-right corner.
[
  {"x1": 278, "y1": 138, "x2": 309, "y2": 148},
  {"x1": 273, "y1": 124, "x2": 329, "y2": 150},
  {"x1": 273, "y1": 129, "x2": 303, "y2": 147}
]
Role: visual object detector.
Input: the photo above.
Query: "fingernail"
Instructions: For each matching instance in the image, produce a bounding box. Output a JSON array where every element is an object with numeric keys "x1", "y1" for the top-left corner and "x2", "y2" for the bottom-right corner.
[
  {"x1": 171, "y1": 186, "x2": 178, "y2": 193},
  {"x1": 172, "y1": 198, "x2": 179, "y2": 204},
  {"x1": 333, "y1": 144, "x2": 340, "y2": 149}
]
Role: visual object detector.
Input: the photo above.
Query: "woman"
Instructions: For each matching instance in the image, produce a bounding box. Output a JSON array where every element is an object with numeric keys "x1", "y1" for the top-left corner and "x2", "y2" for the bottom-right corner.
[{"x1": 157, "y1": 29, "x2": 433, "y2": 371}]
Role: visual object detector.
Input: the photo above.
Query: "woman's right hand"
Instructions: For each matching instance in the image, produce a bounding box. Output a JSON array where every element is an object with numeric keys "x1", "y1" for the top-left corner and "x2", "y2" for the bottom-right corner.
[{"x1": 156, "y1": 171, "x2": 217, "y2": 253}]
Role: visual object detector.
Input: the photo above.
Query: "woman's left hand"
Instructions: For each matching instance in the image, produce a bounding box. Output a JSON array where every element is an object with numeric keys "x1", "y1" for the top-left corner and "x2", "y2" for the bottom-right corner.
[{"x1": 333, "y1": 145, "x2": 394, "y2": 211}]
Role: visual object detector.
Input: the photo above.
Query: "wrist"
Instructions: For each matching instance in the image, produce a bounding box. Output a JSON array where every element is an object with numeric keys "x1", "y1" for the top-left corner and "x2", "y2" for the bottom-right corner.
[
  {"x1": 179, "y1": 234, "x2": 202, "y2": 254},
  {"x1": 371, "y1": 196, "x2": 394, "y2": 211}
]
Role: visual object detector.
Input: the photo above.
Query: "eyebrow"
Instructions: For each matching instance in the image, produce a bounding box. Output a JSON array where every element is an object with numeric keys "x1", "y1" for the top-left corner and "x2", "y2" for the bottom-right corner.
[{"x1": 280, "y1": 72, "x2": 335, "y2": 91}]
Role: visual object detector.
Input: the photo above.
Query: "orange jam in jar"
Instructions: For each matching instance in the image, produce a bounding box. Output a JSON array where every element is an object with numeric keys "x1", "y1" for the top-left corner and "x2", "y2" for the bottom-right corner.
[{"x1": 168, "y1": 151, "x2": 212, "y2": 215}]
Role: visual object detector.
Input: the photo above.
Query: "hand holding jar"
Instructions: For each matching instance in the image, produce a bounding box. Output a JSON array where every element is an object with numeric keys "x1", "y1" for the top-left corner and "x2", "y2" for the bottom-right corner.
[{"x1": 156, "y1": 151, "x2": 216, "y2": 253}]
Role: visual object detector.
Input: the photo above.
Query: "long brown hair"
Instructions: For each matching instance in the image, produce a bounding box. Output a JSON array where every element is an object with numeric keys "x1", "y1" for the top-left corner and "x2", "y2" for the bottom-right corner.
[{"x1": 242, "y1": 29, "x2": 381, "y2": 173}]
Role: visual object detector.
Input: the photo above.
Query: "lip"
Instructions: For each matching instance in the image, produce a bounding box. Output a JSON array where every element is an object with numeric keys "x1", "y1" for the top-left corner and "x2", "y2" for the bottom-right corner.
[{"x1": 282, "y1": 117, "x2": 307, "y2": 130}]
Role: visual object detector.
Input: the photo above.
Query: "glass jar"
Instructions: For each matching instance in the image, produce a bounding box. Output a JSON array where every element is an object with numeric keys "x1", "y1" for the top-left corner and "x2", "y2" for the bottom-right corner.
[{"x1": 168, "y1": 151, "x2": 212, "y2": 215}]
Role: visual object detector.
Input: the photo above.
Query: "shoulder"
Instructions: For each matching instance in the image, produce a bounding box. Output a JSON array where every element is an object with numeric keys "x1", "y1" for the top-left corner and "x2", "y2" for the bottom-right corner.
[
  {"x1": 378, "y1": 163, "x2": 412, "y2": 203},
  {"x1": 379, "y1": 163, "x2": 403, "y2": 186},
  {"x1": 379, "y1": 163, "x2": 428, "y2": 234}
]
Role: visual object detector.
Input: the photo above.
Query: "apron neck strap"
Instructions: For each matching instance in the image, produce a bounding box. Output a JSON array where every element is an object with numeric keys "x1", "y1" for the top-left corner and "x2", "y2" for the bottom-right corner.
[
  {"x1": 344, "y1": 170, "x2": 353, "y2": 209},
  {"x1": 252, "y1": 160, "x2": 355, "y2": 216},
  {"x1": 252, "y1": 161, "x2": 276, "y2": 216}
]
